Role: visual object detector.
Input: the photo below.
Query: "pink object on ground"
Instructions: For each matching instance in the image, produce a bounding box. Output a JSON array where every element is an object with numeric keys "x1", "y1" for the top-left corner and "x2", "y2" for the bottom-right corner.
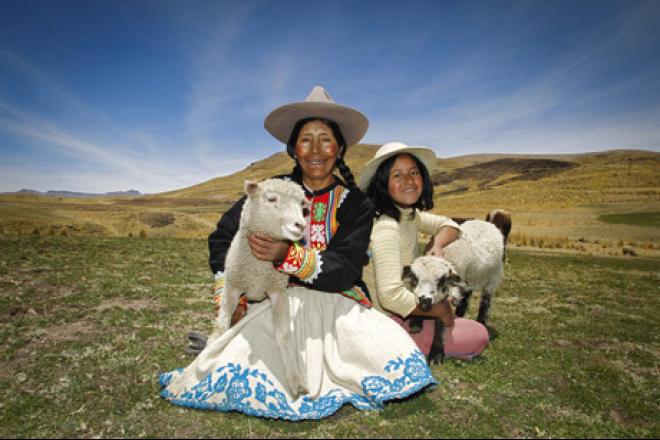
[{"x1": 390, "y1": 316, "x2": 489, "y2": 360}]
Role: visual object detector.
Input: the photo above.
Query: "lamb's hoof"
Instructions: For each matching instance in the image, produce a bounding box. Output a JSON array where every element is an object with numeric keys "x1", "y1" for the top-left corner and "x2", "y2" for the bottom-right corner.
[{"x1": 428, "y1": 352, "x2": 445, "y2": 365}]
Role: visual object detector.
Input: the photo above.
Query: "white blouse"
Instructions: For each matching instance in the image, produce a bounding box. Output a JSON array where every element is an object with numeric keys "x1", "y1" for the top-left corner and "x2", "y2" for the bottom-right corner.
[{"x1": 362, "y1": 207, "x2": 461, "y2": 318}]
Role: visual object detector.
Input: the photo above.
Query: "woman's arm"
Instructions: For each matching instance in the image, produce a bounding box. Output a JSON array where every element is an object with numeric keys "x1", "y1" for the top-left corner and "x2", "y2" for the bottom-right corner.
[
  {"x1": 208, "y1": 196, "x2": 246, "y2": 274},
  {"x1": 275, "y1": 189, "x2": 374, "y2": 292}
]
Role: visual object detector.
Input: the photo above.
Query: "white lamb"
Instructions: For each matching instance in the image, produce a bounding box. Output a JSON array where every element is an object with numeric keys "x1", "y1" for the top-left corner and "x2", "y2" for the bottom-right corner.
[
  {"x1": 403, "y1": 219, "x2": 505, "y2": 363},
  {"x1": 209, "y1": 178, "x2": 310, "y2": 396}
]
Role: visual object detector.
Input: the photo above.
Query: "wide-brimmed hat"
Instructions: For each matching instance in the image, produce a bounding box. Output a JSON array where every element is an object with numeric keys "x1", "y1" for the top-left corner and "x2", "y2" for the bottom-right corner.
[
  {"x1": 264, "y1": 85, "x2": 369, "y2": 148},
  {"x1": 358, "y1": 141, "x2": 436, "y2": 192}
]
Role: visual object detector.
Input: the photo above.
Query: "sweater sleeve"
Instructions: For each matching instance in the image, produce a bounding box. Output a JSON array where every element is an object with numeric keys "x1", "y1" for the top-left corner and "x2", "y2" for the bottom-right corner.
[
  {"x1": 417, "y1": 211, "x2": 461, "y2": 236},
  {"x1": 208, "y1": 196, "x2": 246, "y2": 274},
  {"x1": 275, "y1": 188, "x2": 374, "y2": 292},
  {"x1": 369, "y1": 218, "x2": 418, "y2": 318}
]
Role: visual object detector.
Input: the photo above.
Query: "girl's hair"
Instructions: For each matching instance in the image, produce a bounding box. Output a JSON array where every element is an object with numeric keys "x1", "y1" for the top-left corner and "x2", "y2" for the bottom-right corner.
[
  {"x1": 286, "y1": 117, "x2": 357, "y2": 189},
  {"x1": 366, "y1": 153, "x2": 434, "y2": 222}
]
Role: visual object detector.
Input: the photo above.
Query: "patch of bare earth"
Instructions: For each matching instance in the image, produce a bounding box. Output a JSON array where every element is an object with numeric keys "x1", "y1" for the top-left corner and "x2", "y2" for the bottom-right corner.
[
  {"x1": 95, "y1": 298, "x2": 162, "y2": 312},
  {"x1": 1, "y1": 320, "x2": 98, "y2": 380}
]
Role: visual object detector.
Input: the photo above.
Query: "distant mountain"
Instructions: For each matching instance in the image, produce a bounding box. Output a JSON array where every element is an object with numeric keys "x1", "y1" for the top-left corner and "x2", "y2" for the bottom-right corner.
[{"x1": 9, "y1": 189, "x2": 142, "y2": 198}]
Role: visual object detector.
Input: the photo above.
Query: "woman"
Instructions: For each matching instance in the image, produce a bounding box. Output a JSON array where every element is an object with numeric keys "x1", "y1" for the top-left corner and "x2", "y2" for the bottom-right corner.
[
  {"x1": 359, "y1": 142, "x2": 490, "y2": 360},
  {"x1": 160, "y1": 87, "x2": 436, "y2": 420}
]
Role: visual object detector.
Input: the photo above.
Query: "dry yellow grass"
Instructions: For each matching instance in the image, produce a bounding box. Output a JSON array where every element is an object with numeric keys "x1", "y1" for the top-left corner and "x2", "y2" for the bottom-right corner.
[{"x1": 1, "y1": 149, "x2": 658, "y2": 256}]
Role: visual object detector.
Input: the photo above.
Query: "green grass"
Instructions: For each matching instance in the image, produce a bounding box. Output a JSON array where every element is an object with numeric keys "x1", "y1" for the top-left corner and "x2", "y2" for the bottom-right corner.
[
  {"x1": 1, "y1": 235, "x2": 659, "y2": 438},
  {"x1": 599, "y1": 211, "x2": 660, "y2": 227}
]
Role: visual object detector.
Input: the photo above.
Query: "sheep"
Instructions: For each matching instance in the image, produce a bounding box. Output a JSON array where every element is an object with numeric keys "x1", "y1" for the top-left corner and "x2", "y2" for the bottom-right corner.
[
  {"x1": 485, "y1": 209, "x2": 512, "y2": 261},
  {"x1": 208, "y1": 178, "x2": 310, "y2": 396},
  {"x1": 403, "y1": 219, "x2": 505, "y2": 364}
]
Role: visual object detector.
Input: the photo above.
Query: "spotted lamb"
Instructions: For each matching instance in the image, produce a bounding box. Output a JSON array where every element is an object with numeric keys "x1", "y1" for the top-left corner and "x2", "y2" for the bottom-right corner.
[
  {"x1": 403, "y1": 219, "x2": 505, "y2": 363},
  {"x1": 208, "y1": 178, "x2": 310, "y2": 396}
]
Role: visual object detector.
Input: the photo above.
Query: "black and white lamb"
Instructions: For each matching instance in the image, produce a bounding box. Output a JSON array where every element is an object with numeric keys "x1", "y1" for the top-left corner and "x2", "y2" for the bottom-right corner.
[
  {"x1": 209, "y1": 178, "x2": 310, "y2": 396},
  {"x1": 403, "y1": 219, "x2": 505, "y2": 364}
]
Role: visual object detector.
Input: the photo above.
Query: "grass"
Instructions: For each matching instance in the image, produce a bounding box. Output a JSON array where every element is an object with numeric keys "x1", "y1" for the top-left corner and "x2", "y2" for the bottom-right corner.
[
  {"x1": 1, "y1": 235, "x2": 659, "y2": 438},
  {"x1": 599, "y1": 212, "x2": 660, "y2": 227}
]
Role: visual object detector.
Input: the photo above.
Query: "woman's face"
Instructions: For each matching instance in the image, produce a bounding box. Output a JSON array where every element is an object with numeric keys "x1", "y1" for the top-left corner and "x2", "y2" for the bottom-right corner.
[
  {"x1": 294, "y1": 120, "x2": 340, "y2": 189},
  {"x1": 387, "y1": 154, "x2": 423, "y2": 208}
]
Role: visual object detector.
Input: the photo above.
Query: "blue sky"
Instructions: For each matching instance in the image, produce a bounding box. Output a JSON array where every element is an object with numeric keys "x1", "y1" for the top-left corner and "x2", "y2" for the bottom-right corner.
[{"x1": 1, "y1": 0, "x2": 659, "y2": 193}]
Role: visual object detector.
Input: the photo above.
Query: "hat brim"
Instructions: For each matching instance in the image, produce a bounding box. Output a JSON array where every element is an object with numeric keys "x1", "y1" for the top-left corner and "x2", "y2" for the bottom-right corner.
[
  {"x1": 358, "y1": 147, "x2": 437, "y2": 192},
  {"x1": 264, "y1": 101, "x2": 369, "y2": 147}
]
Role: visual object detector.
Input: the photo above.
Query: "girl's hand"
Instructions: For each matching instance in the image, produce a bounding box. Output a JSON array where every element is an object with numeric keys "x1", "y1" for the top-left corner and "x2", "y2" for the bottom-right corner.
[
  {"x1": 248, "y1": 233, "x2": 290, "y2": 264},
  {"x1": 411, "y1": 298, "x2": 455, "y2": 327},
  {"x1": 425, "y1": 227, "x2": 460, "y2": 257}
]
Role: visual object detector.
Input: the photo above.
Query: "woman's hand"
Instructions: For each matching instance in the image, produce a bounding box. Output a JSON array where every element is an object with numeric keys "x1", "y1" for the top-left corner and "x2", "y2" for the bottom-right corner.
[
  {"x1": 231, "y1": 304, "x2": 247, "y2": 326},
  {"x1": 248, "y1": 233, "x2": 290, "y2": 264}
]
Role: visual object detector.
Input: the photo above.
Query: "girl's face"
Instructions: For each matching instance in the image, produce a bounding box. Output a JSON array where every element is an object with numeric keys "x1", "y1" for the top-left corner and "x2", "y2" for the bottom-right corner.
[
  {"x1": 387, "y1": 154, "x2": 423, "y2": 208},
  {"x1": 294, "y1": 120, "x2": 340, "y2": 190}
]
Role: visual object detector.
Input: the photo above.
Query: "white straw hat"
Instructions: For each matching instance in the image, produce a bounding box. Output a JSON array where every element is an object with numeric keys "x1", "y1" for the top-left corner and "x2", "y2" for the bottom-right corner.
[
  {"x1": 264, "y1": 85, "x2": 369, "y2": 148},
  {"x1": 358, "y1": 142, "x2": 436, "y2": 192}
]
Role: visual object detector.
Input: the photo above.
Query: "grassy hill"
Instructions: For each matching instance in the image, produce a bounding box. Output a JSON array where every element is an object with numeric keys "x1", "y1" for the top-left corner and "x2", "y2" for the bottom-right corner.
[{"x1": 0, "y1": 148, "x2": 658, "y2": 255}]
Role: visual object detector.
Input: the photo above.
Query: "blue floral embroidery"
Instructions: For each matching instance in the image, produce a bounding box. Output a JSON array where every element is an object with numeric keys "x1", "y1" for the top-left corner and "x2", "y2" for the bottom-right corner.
[
  {"x1": 159, "y1": 350, "x2": 436, "y2": 420},
  {"x1": 255, "y1": 383, "x2": 267, "y2": 404}
]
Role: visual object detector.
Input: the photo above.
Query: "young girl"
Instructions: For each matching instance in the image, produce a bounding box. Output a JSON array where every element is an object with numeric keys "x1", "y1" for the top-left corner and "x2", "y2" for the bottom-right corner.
[{"x1": 359, "y1": 142, "x2": 489, "y2": 360}]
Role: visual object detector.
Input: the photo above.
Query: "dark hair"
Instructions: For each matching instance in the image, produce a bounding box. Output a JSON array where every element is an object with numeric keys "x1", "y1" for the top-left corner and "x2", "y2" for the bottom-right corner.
[
  {"x1": 366, "y1": 153, "x2": 434, "y2": 222},
  {"x1": 286, "y1": 117, "x2": 357, "y2": 189}
]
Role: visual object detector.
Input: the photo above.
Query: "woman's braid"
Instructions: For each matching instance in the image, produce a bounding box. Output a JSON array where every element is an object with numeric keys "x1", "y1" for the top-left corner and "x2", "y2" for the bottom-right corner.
[{"x1": 335, "y1": 156, "x2": 357, "y2": 189}]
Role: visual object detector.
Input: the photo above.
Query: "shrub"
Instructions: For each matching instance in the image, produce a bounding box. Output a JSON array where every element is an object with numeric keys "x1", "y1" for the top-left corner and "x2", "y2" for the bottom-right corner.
[
  {"x1": 139, "y1": 212, "x2": 175, "y2": 228},
  {"x1": 81, "y1": 222, "x2": 107, "y2": 235}
]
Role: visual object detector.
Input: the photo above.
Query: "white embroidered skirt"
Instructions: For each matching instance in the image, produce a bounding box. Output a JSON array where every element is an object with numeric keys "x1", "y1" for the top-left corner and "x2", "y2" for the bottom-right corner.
[{"x1": 160, "y1": 286, "x2": 437, "y2": 420}]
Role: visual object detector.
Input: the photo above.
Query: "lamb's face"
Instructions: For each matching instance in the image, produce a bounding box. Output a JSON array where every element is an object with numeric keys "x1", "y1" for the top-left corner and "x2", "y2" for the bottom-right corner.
[
  {"x1": 244, "y1": 180, "x2": 309, "y2": 241},
  {"x1": 263, "y1": 190, "x2": 309, "y2": 241},
  {"x1": 404, "y1": 256, "x2": 465, "y2": 311}
]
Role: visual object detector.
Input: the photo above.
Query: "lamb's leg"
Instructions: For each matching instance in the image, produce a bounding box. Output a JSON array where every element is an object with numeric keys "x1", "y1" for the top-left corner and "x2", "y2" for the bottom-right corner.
[
  {"x1": 408, "y1": 315, "x2": 423, "y2": 333},
  {"x1": 269, "y1": 291, "x2": 307, "y2": 397},
  {"x1": 455, "y1": 289, "x2": 473, "y2": 318},
  {"x1": 428, "y1": 319, "x2": 445, "y2": 365},
  {"x1": 476, "y1": 289, "x2": 492, "y2": 325},
  {"x1": 209, "y1": 283, "x2": 241, "y2": 342}
]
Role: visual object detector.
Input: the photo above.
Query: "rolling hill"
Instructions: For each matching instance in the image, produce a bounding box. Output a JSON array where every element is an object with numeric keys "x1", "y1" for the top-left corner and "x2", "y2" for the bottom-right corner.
[{"x1": 0, "y1": 148, "x2": 658, "y2": 256}]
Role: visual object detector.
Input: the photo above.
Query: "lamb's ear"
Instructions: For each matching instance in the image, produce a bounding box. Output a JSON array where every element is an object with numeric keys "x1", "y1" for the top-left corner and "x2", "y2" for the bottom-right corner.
[
  {"x1": 244, "y1": 180, "x2": 260, "y2": 196},
  {"x1": 402, "y1": 265, "x2": 412, "y2": 279},
  {"x1": 437, "y1": 274, "x2": 448, "y2": 290},
  {"x1": 448, "y1": 272, "x2": 469, "y2": 290}
]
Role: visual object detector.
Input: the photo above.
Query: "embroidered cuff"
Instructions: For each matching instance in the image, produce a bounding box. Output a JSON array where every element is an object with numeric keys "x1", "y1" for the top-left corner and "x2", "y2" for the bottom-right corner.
[
  {"x1": 212, "y1": 272, "x2": 247, "y2": 311},
  {"x1": 276, "y1": 241, "x2": 323, "y2": 283},
  {"x1": 212, "y1": 272, "x2": 225, "y2": 295},
  {"x1": 340, "y1": 285, "x2": 372, "y2": 308},
  {"x1": 214, "y1": 293, "x2": 248, "y2": 310}
]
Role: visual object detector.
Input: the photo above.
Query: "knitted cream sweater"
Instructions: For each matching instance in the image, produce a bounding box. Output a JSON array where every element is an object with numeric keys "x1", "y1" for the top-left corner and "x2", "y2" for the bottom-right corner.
[{"x1": 363, "y1": 207, "x2": 460, "y2": 318}]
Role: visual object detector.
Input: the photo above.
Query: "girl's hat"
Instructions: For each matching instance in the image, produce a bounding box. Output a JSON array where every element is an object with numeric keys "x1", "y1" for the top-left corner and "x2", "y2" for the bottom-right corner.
[
  {"x1": 264, "y1": 85, "x2": 369, "y2": 147},
  {"x1": 358, "y1": 141, "x2": 436, "y2": 192}
]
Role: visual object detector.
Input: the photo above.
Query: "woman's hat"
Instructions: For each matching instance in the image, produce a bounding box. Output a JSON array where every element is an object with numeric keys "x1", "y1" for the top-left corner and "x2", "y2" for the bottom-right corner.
[
  {"x1": 358, "y1": 141, "x2": 437, "y2": 192},
  {"x1": 264, "y1": 85, "x2": 369, "y2": 147}
]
